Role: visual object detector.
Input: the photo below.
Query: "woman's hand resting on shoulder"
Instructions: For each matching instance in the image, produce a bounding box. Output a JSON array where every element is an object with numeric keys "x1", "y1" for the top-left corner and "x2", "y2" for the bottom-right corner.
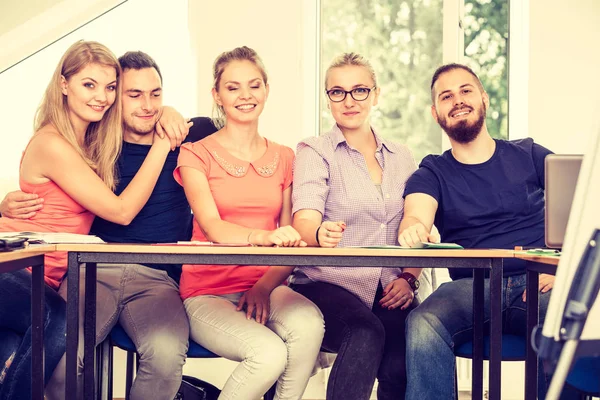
[{"x1": 152, "y1": 129, "x2": 174, "y2": 151}]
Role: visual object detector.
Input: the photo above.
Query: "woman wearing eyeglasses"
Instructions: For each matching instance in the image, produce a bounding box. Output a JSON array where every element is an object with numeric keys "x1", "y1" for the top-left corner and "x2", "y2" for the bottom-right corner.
[{"x1": 291, "y1": 53, "x2": 423, "y2": 400}]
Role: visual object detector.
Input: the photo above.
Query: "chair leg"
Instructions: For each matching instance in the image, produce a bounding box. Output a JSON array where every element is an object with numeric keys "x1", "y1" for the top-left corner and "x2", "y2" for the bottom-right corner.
[
  {"x1": 107, "y1": 342, "x2": 114, "y2": 400},
  {"x1": 454, "y1": 360, "x2": 459, "y2": 400},
  {"x1": 263, "y1": 383, "x2": 276, "y2": 400},
  {"x1": 125, "y1": 350, "x2": 134, "y2": 400},
  {"x1": 98, "y1": 339, "x2": 111, "y2": 400},
  {"x1": 96, "y1": 342, "x2": 102, "y2": 398}
]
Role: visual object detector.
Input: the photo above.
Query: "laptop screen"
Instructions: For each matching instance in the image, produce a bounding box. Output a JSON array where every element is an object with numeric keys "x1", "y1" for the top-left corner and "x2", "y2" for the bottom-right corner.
[{"x1": 545, "y1": 154, "x2": 583, "y2": 248}]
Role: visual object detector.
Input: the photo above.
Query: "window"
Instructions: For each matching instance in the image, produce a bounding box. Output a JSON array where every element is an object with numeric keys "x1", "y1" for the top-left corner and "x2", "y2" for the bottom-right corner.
[
  {"x1": 320, "y1": 0, "x2": 511, "y2": 161},
  {"x1": 463, "y1": 0, "x2": 509, "y2": 139},
  {"x1": 320, "y1": 0, "x2": 444, "y2": 162}
]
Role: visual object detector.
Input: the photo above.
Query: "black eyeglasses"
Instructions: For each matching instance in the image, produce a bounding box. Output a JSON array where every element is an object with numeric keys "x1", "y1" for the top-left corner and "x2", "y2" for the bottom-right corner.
[{"x1": 326, "y1": 86, "x2": 376, "y2": 102}]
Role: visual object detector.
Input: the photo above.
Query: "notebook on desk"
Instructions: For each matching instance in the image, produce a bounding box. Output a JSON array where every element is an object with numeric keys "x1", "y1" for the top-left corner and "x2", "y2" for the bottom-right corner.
[
  {"x1": 545, "y1": 154, "x2": 583, "y2": 248},
  {"x1": 0, "y1": 232, "x2": 105, "y2": 244}
]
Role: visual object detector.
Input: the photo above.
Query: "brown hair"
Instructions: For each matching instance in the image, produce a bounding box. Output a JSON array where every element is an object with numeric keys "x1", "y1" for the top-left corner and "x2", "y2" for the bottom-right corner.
[{"x1": 430, "y1": 63, "x2": 484, "y2": 103}]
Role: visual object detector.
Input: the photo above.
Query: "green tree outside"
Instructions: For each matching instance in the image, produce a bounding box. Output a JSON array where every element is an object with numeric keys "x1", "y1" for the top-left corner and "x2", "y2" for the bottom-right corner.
[{"x1": 320, "y1": 0, "x2": 508, "y2": 163}]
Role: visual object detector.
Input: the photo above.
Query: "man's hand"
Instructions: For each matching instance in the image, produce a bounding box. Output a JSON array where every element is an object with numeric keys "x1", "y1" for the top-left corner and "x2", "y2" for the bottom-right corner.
[
  {"x1": 379, "y1": 278, "x2": 414, "y2": 310},
  {"x1": 522, "y1": 274, "x2": 555, "y2": 302},
  {"x1": 237, "y1": 284, "x2": 271, "y2": 324},
  {"x1": 156, "y1": 106, "x2": 194, "y2": 150},
  {"x1": 0, "y1": 191, "x2": 43, "y2": 219},
  {"x1": 429, "y1": 225, "x2": 441, "y2": 244},
  {"x1": 399, "y1": 222, "x2": 436, "y2": 247}
]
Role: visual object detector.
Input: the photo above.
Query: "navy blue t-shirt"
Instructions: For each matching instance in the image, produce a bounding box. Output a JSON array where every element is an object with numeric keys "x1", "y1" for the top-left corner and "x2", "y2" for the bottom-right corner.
[
  {"x1": 90, "y1": 117, "x2": 218, "y2": 283},
  {"x1": 404, "y1": 138, "x2": 552, "y2": 280}
]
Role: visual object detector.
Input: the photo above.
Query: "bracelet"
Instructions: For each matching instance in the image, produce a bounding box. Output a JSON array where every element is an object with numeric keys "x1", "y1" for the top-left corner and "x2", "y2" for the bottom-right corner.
[{"x1": 315, "y1": 226, "x2": 321, "y2": 246}]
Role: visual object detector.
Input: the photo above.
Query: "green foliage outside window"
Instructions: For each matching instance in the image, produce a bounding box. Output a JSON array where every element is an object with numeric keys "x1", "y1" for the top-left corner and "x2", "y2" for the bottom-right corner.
[
  {"x1": 464, "y1": 0, "x2": 508, "y2": 140},
  {"x1": 320, "y1": 0, "x2": 508, "y2": 163}
]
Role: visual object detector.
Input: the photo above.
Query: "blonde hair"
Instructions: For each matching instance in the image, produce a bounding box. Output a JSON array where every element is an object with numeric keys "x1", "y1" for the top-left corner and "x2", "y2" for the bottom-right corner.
[
  {"x1": 211, "y1": 46, "x2": 268, "y2": 129},
  {"x1": 325, "y1": 52, "x2": 377, "y2": 89},
  {"x1": 34, "y1": 40, "x2": 123, "y2": 190}
]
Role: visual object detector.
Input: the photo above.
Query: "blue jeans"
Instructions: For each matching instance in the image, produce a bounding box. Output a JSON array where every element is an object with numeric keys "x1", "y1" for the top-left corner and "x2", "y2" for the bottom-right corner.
[
  {"x1": 0, "y1": 269, "x2": 67, "y2": 400},
  {"x1": 405, "y1": 274, "x2": 557, "y2": 399}
]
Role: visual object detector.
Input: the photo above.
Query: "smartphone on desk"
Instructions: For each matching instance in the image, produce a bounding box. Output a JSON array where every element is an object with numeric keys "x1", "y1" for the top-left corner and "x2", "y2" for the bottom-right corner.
[{"x1": 0, "y1": 237, "x2": 28, "y2": 252}]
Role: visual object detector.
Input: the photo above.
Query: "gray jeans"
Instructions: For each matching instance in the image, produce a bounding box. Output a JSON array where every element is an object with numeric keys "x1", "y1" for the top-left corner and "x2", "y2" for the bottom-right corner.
[{"x1": 45, "y1": 264, "x2": 189, "y2": 400}]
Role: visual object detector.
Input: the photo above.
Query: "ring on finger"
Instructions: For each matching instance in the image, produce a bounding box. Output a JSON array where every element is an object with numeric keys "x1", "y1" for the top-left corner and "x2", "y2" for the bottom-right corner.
[{"x1": 325, "y1": 230, "x2": 331, "y2": 238}]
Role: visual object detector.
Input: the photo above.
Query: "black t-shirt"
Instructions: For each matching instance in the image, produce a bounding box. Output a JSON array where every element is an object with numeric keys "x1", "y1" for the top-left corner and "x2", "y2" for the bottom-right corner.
[
  {"x1": 404, "y1": 138, "x2": 553, "y2": 280},
  {"x1": 90, "y1": 117, "x2": 218, "y2": 283}
]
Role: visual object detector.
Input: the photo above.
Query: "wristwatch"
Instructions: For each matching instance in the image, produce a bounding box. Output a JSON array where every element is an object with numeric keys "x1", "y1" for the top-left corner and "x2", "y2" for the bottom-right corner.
[{"x1": 399, "y1": 272, "x2": 420, "y2": 292}]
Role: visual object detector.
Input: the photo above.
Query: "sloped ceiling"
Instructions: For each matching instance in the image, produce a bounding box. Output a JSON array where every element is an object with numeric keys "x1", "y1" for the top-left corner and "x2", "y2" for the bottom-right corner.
[
  {"x1": 0, "y1": 0, "x2": 124, "y2": 73},
  {"x1": 0, "y1": 0, "x2": 67, "y2": 37}
]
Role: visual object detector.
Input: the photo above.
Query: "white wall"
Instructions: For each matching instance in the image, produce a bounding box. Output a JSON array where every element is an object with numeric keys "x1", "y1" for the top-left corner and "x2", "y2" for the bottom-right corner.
[
  {"x1": 0, "y1": 0, "x2": 195, "y2": 195},
  {"x1": 188, "y1": 0, "x2": 319, "y2": 151},
  {"x1": 528, "y1": 0, "x2": 600, "y2": 154}
]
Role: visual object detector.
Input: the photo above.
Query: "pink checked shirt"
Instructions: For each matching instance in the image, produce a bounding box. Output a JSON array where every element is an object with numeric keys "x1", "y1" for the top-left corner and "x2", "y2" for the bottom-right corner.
[{"x1": 292, "y1": 124, "x2": 417, "y2": 308}]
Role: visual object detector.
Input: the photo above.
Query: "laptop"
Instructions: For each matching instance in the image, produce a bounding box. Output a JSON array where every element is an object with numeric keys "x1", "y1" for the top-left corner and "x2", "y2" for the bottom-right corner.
[{"x1": 545, "y1": 154, "x2": 583, "y2": 248}]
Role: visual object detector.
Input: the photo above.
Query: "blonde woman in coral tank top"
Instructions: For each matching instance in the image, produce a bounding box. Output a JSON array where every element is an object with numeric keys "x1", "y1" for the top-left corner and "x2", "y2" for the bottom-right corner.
[{"x1": 0, "y1": 41, "x2": 171, "y2": 400}]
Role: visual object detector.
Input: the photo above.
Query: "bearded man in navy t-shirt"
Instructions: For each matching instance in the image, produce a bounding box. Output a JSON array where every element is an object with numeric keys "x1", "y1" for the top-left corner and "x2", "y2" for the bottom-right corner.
[{"x1": 399, "y1": 64, "x2": 574, "y2": 399}]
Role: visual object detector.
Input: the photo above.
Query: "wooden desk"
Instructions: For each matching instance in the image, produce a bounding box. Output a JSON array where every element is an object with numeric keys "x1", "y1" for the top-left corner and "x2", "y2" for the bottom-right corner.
[
  {"x1": 515, "y1": 253, "x2": 560, "y2": 400},
  {"x1": 56, "y1": 244, "x2": 513, "y2": 400},
  {"x1": 0, "y1": 245, "x2": 56, "y2": 400}
]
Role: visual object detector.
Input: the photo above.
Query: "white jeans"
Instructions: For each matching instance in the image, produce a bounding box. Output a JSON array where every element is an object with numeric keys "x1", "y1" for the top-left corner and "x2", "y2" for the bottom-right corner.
[{"x1": 184, "y1": 285, "x2": 324, "y2": 400}]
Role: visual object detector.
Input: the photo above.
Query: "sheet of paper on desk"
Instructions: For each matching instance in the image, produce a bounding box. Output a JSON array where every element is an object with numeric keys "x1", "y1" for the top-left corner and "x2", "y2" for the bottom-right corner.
[
  {"x1": 412, "y1": 242, "x2": 463, "y2": 249},
  {"x1": 349, "y1": 242, "x2": 464, "y2": 249},
  {"x1": 0, "y1": 232, "x2": 105, "y2": 244},
  {"x1": 167, "y1": 241, "x2": 253, "y2": 247}
]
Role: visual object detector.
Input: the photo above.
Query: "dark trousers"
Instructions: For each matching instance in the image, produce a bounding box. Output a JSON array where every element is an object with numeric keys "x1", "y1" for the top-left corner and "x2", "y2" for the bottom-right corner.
[
  {"x1": 0, "y1": 269, "x2": 66, "y2": 400},
  {"x1": 293, "y1": 281, "x2": 412, "y2": 400}
]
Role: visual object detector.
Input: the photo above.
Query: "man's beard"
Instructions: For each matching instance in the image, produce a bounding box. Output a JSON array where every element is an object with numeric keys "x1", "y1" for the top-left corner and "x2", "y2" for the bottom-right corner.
[
  {"x1": 438, "y1": 103, "x2": 486, "y2": 144},
  {"x1": 123, "y1": 120, "x2": 154, "y2": 136}
]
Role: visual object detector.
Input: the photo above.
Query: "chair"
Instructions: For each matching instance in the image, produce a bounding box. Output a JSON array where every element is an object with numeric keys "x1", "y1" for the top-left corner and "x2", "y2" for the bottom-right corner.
[
  {"x1": 454, "y1": 334, "x2": 527, "y2": 361},
  {"x1": 454, "y1": 334, "x2": 527, "y2": 399},
  {"x1": 564, "y1": 356, "x2": 600, "y2": 400},
  {"x1": 103, "y1": 323, "x2": 279, "y2": 400},
  {"x1": 455, "y1": 336, "x2": 600, "y2": 399},
  {"x1": 104, "y1": 323, "x2": 219, "y2": 400}
]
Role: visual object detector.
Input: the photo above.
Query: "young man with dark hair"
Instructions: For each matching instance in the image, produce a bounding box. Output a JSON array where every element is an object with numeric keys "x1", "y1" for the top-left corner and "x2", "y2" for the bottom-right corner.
[
  {"x1": 399, "y1": 63, "x2": 563, "y2": 399},
  {"x1": 0, "y1": 51, "x2": 217, "y2": 400}
]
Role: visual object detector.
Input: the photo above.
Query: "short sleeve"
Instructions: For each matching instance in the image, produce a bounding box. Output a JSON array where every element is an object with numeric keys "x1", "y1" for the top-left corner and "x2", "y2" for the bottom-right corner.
[
  {"x1": 292, "y1": 142, "x2": 330, "y2": 215},
  {"x1": 531, "y1": 141, "x2": 554, "y2": 189},
  {"x1": 403, "y1": 158, "x2": 442, "y2": 202},
  {"x1": 173, "y1": 142, "x2": 211, "y2": 186},
  {"x1": 280, "y1": 145, "x2": 295, "y2": 190}
]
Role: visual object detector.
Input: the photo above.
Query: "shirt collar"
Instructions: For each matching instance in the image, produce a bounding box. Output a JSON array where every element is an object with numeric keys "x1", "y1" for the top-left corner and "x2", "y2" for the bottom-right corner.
[
  {"x1": 202, "y1": 135, "x2": 281, "y2": 178},
  {"x1": 328, "y1": 123, "x2": 396, "y2": 154}
]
